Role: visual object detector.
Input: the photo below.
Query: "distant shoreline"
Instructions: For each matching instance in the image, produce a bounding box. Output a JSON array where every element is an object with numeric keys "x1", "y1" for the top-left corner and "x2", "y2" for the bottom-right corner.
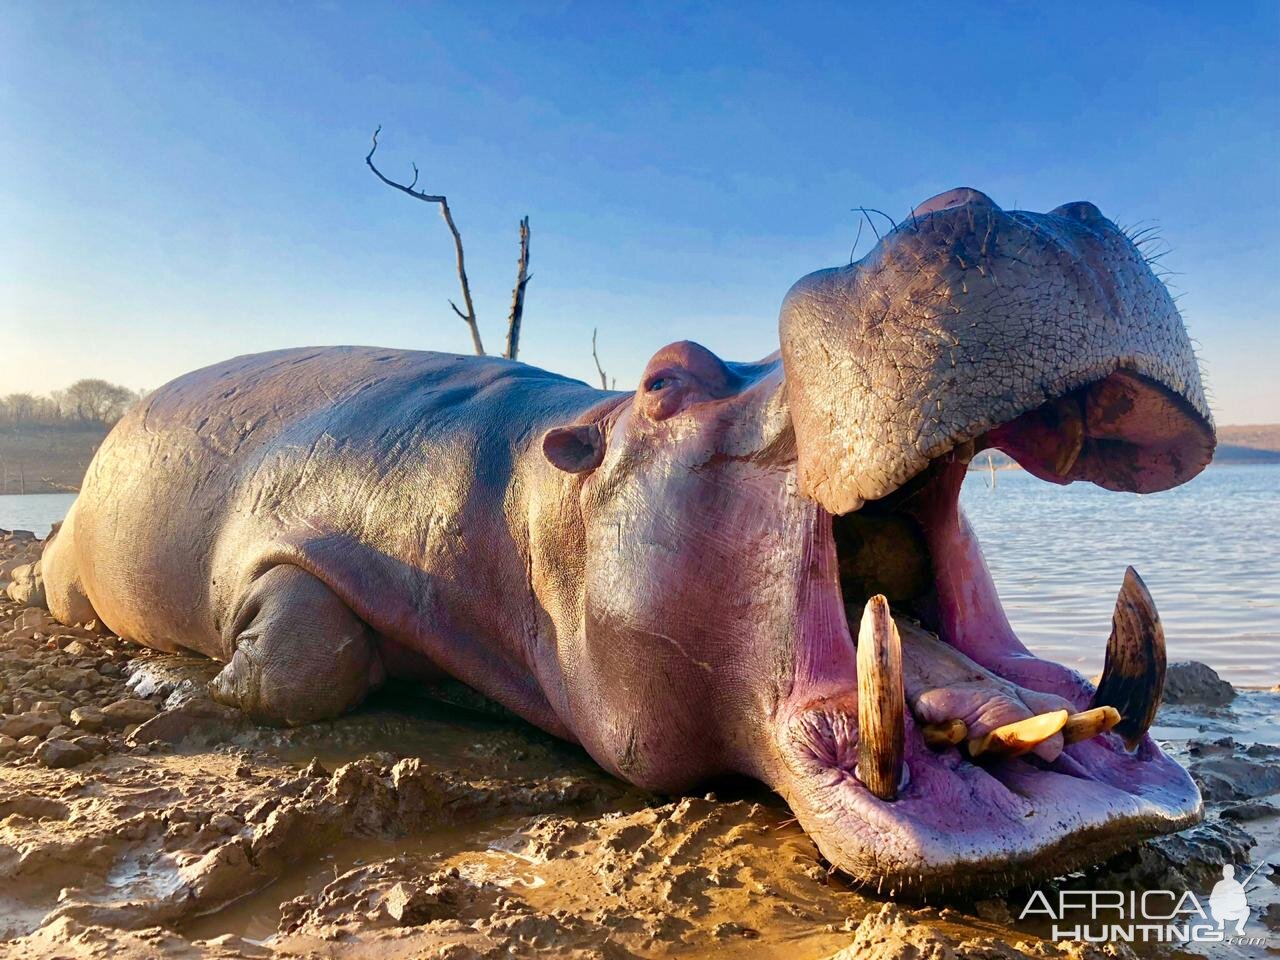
[{"x1": 1, "y1": 422, "x2": 1276, "y2": 495}]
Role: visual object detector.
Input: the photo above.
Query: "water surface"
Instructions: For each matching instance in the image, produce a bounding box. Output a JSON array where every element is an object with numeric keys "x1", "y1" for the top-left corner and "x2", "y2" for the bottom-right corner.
[
  {"x1": 961, "y1": 463, "x2": 1278, "y2": 688},
  {"x1": 0, "y1": 492, "x2": 75, "y2": 537},
  {"x1": 2, "y1": 466, "x2": 1276, "y2": 686}
]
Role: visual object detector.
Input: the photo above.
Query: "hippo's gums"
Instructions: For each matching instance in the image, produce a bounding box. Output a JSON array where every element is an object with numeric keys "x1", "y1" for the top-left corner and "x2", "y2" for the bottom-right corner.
[{"x1": 41, "y1": 188, "x2": 1215, "y2": 896}]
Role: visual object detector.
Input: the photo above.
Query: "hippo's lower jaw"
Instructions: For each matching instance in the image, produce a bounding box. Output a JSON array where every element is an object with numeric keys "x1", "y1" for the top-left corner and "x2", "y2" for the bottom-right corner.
[{"x1": 770, "y1": 371, "x2": 1206, "y2": 898}]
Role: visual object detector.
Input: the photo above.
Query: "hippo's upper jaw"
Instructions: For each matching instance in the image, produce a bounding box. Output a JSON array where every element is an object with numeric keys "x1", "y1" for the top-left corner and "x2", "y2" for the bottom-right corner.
[{"x1": 767, "y1": 188, "x2": 1214, "y2": 897}]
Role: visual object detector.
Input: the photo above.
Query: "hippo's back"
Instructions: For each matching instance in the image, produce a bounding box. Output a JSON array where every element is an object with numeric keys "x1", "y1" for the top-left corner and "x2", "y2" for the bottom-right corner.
[{"x1": 50, "y1": 347, "x2": 595, "y2": 654}]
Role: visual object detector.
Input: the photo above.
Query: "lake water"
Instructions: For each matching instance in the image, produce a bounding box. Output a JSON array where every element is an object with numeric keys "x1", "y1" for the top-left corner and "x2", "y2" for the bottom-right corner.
[
  {"x1": 0, "y1": 492, "x2": 76, "y2": 538},
  {"x1": 1, "y1": 465, "x2": 1276, "y2": 687},
  {"x1": 960, "y1": 463, "x2": 1278, "y2": 689}
]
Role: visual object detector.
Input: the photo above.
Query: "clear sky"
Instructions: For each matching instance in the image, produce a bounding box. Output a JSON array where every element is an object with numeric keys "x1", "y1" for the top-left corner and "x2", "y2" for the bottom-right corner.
[{"x1": 2, "y1": 3, "x2": 1277, "y2": 423}]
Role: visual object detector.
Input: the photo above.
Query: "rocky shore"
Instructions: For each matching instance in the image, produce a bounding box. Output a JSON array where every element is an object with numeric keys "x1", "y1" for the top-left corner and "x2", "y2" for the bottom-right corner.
[{"x1": 2, "y1": 529, "x2": 1277, "y2": 959}]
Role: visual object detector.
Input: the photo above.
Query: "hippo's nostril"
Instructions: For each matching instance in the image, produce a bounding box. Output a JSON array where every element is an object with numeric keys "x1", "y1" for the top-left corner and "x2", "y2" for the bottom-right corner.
[
  {"x1": 1050, "y1": 200, "x2": 1106, "y2": 223},
  {"x1": 910, "y1": 187, "x2": 1001, "y2": 218}
]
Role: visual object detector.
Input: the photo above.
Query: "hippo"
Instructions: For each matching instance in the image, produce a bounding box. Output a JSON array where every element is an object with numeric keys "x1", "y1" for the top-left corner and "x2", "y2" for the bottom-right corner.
[{"x1": 41, "y1": 188, "x2": 1215, "y2": 895}]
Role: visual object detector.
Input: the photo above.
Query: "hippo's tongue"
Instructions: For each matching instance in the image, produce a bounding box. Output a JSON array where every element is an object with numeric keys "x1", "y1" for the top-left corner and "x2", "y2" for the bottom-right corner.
[
  {"x1": 847, "y1": 454, "x2": 1169, "y2": 802},
  {"x1": 851, "y1": 592, "x2": 1151, "y2": 802}
]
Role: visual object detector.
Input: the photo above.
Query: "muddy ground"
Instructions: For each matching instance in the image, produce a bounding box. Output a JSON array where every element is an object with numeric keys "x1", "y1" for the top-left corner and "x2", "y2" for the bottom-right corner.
[{"x1": 1, "y1": 529, "x2": 1277, "y2": 959}]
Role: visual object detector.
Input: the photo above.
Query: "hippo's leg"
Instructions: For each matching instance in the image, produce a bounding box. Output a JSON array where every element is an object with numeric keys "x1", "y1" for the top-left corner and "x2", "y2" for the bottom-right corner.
[
  {"x1": 210, "y1": 565, "x2": 386, "y2": 725},
  {"x1": 41, "y1": 508, "x2": 99, "y2": 625}
]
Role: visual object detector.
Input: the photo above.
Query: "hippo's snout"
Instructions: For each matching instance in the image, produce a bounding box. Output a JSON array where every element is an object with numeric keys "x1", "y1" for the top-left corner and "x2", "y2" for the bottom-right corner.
[{"x1": 780, "y1": 186, "x2": 1213, "y2": 514}]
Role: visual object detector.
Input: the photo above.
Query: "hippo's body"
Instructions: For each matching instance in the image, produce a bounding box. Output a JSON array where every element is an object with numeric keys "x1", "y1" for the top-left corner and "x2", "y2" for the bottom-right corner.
[
  {"x1": 43, "y1": 189, "x2": 1216, "y2": 896},
  {"x1": 47, "y1": 348, "x2": 614, "y2": 735}
]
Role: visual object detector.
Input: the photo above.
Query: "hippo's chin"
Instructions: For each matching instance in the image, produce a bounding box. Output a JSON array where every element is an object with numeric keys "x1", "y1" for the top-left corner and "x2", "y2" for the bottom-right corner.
[
  {"x1": 769, "y1": 370, "x2": 1208, "y2": 898},
  {"x1": 778, "y1": 703, "x2": 1201, "y2": 897}
]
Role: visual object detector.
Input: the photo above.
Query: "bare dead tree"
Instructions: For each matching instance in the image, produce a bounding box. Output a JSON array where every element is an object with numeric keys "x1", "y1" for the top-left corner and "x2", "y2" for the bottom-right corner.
[
  {"x1": 504, "y1": 216, "x2": 531, "y2": 360},
  {"x1": 591, "y1": 327, "x2": 611, "y2": 390},
  {"x1": 366, "y1": 128, "x2": 533, "y2": 358}
]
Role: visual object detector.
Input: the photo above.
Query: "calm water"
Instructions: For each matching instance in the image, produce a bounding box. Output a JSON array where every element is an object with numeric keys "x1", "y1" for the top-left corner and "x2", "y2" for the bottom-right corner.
[
  {"x1": 2, "y1": 465, "x2": 1276, "y2": 686},
  {"x1": 0, "y1": 492, "x2": 75, "y2": 538},
  {"x1": 961, "y1": 464, "x2": 1278, "y2": 688}
]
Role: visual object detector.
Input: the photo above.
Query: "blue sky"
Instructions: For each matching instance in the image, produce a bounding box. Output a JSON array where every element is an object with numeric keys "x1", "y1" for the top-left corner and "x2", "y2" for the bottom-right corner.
[{"x1": 2, "y1": 2, "x2": 1276, "y2": 422}]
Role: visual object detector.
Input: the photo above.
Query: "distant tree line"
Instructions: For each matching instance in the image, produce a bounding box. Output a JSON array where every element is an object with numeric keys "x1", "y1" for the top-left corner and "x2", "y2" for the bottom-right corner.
[{"x1": 0, "y1": 379, "x2": 143, "y2": 428}]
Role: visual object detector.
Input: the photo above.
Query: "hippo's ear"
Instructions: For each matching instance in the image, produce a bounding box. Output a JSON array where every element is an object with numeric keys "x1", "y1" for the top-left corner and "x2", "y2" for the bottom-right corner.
[{"x1": 542, "y1": 423, "x2": 606, "y2": 474}]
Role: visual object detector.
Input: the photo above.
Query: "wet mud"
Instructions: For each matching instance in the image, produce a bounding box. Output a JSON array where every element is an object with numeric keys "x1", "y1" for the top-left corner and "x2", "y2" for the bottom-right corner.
[{"x1": 2, "y1": 530, "x2": 1278, "y2": 959}]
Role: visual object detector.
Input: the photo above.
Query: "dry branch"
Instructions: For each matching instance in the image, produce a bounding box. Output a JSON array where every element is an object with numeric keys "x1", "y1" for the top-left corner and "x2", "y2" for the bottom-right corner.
[
  {"x1": 366, "y1": 126, "x2": 485, "y2": 356},
  {"x1": 591, "y1": 327, "x2": 610, "y2": 390},
  {"x1": 504, "y1": 216, "x2": 531, "y2": 360}
]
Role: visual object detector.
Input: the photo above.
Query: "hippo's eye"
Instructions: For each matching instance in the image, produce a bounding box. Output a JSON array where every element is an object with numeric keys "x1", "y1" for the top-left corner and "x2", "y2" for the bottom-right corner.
[{"x1": 647, "y1": 377, "x2": 673, "y2": 392}]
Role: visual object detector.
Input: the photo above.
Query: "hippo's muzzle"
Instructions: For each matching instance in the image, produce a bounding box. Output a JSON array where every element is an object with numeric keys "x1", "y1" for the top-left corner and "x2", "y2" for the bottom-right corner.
[{"x1": 765, "y1": 188, "x2": 1214, "y2": 896}]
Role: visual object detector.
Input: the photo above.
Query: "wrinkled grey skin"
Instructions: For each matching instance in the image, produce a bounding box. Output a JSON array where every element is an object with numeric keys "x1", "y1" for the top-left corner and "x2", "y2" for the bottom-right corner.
[
  {"x1": 784, "y1": 189, "x2": 1212, "y2": 513},
  {"x1": 42, "y1": 188, "x2": 1214, "y2": 896}
]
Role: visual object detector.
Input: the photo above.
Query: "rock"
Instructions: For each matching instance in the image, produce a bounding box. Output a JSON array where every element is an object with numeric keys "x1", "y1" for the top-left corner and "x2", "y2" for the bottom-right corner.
[
  {"x1": 6, "y1": 562, "x2": 46, "y2": 607},
  {"x1": 101, "y1": 698, "x2": 158, "y2": 727},
  {"x1": 180, "y1": 839, "x2": 260, "y2": 905},
  {"x1": 70, "y1": 705, "x2": 106, "y2": 731},
  {"x1": 43, "y1": 666, "x2": 101, "y2": 692},
  {"x1": 71, "y1": 734, "x2": 108, "y2": 754},
  {"x1": 1262, "y1": 903, "x2": 1280, "y2": 932},
  {"x1": 0, "y1": 710, "x2": 61, "y2": 739},
  {"x1": 0, "y1": 734, "x2": 16, "y2": 756},
  {"x1": 1190, "y1": 745, "x2": 1280, "y2": 802},
  {"x1": 209, "y1": 812, "x2": 242, "y2": 834},
  {"x1": 35, "y1": 738, "x2": 91, "y2": 768},
  {"x1": 382, "y1": 880, "x2": 455, "y2": 925},
  {"x1": 1086, "y1": 818, "x2": 1255, "y2": 891},
  {"x1": 7, "y1": 607, "x2": 47, "y2": 639},
  {"x1": 16, "y1": 734, "x2": 40, "y2": 752},
  {"x1": 302, "y1": 757, "x2": 330, "y2": 779},
  {"x1": 128, "y1": 697, "x2": 245, "y2": 745},
  {"x1": 1163, "y1": 661, "x2": 1235, "y2": 706}
]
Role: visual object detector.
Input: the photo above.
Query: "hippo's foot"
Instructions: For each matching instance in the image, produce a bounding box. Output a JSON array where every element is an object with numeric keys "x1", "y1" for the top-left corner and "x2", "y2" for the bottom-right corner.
[{"x1": 210, "y1": 565, "x2": 386, "y2": 725}]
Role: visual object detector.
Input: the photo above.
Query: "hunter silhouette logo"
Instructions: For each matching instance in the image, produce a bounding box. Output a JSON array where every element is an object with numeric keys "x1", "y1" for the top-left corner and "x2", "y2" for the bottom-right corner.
[
  {"x1": 1209, "y1": 863, "x2": 1257, "y2": 935},
  {"x1": 1020, "y1": 859, "x2": 1273, "y2": 945}
]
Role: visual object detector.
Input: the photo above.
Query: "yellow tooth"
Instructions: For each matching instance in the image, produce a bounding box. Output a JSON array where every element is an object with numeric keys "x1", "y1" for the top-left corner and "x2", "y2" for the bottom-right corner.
[
  {"x1": 1052, "y1": 396, "x2": 1086, "y2": 477},
  {"x1": 1062, "y1": 706, "x2": 1122, "y2": 744},
  {"x1": 857, "y1": 595, "x2": 905, "y2": 801},
  {"x1": 968, "y1": 709, "x2": 1069, "y2": 759},
  {"x1": 921, "y1": 719, "x2": 968, "y2": 750}
]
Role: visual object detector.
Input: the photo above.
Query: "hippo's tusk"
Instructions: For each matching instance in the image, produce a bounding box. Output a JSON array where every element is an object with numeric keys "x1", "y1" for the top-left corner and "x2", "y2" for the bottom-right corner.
[
  {"x1": 968, "y1": 710, "x2": 1069, "y2": 759},
  {"x1": 1053, "y1": 396, "x2": 1086, "y2": 478},
  {"x1": 1089, "y1": 567, "x2": 1166, "y2": 750},
  {"x1": 856, "y1": 595, "x2": 906, "y2": 801},
  {"x1": 1062, "y1": 705, "x2": 1122, "y2": 744},
  {"x1": 920, "y1": 718, "x2": 968, "y2": 750}
]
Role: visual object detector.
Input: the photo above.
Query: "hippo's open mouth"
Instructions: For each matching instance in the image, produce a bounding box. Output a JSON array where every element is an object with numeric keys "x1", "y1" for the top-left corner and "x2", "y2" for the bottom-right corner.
[{"x1": 777, "y1": 369, "x2": 1212, "y2": 897}]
